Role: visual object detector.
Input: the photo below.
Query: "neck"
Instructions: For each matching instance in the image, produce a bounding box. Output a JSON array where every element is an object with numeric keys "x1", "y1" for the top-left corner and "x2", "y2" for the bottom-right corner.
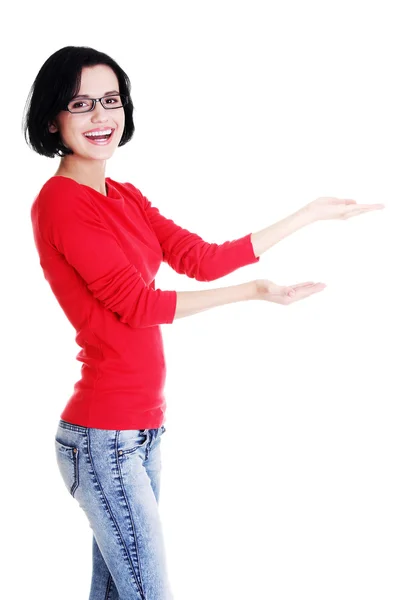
[{"x1": 54, "y1": 156, "x2": 107, "y2": 195}]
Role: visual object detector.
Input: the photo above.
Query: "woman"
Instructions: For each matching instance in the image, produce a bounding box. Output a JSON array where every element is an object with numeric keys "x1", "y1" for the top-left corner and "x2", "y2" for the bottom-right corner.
[{"x1": 23, "y1": 45, "x2": 384, "y2": 600}]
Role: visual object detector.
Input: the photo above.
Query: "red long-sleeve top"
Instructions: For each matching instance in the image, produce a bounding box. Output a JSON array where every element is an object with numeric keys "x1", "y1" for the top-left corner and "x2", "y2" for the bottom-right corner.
[{"x1": 31, "y1": 175, "x2": 260, "y2": 429}]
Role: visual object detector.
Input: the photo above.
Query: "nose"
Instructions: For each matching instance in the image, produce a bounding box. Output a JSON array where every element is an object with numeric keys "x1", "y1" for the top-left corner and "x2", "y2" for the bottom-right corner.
[{"x1": 91, "y1": 100, "x2": 109, "y2": 122}]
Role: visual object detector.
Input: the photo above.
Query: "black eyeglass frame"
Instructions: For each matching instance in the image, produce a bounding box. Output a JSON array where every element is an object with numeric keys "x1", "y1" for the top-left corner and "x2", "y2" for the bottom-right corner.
[{"x1": 63, "y1": 94, "x2": 129, "y2": 114}]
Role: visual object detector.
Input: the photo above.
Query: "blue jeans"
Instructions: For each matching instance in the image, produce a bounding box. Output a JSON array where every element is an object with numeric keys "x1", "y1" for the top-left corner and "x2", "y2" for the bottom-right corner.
[{"x1": 55, "y1": 419, "x2": 173, "y2": 600}]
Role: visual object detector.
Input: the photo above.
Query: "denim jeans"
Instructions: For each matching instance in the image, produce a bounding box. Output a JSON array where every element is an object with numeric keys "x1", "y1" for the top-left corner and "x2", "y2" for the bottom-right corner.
[{"x1": 54, "y1": 418, "x2": 173, "y2": 600}]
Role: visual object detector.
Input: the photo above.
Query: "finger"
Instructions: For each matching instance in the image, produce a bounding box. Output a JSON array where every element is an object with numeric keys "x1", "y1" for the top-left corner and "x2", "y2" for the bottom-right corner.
[
  {"x1": 331, "y1": 198, "x2": 357, "y2": 204},
  {"x1": 283, "y1": 283, "x2": 313, "y2": 297},
  {"x1": 347, "y1": 204, "x2": 385, "y2": 212},
  {"x1": 335, "y1": 199, "x2": 384, "y2": 209},
  {"x1": 345, "y1": 206, "x2": 384, "y2": 218},
  {"x1": 288, "y1": 282, "x2": 320, "y2": 289},
  {"x1": 293, "y1": 285, "x2": 326, "y2": 296},
  {"x1": 286, "y1": 286, "x2": 325, "y2": 303},
  {"x1": 285, "y1": 283, "x2": 323, "y2": 298}
]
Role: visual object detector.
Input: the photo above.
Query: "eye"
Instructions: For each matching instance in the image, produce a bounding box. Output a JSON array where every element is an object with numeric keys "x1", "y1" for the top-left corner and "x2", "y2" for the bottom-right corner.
[{"x1": 72, "y1": 101, "x2": 88, "y2": 109}]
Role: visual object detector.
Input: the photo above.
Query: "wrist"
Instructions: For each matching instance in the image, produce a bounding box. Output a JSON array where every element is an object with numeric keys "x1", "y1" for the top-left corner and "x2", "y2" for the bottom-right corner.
[
  {"x1": 297, "y1": 205, "x2": 319, "y2": 225},
  {"x1": 248, "y1": 280, "x2": 259, "y2": 301}
]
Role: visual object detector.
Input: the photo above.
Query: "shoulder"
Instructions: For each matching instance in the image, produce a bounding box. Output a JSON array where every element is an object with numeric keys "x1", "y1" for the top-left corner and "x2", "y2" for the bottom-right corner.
[
  {"x1": 39, "y1": 175, "x2": 95, "y2": 202},
  {"x1": 106, "y1": 177, "x2": 147, "y2": 207},
  {"x1": 106, "y1": 177, "x2": 141, "y2": 195},
  {"x1": 36, "y1": 176, "x2": 97, "y2": 225},
  {"x1": 38, "y1": 176, "x2": 86, "y2": 206},
  {"x1": 40, "y1": 175, "x2": 82, "y2": 194}
]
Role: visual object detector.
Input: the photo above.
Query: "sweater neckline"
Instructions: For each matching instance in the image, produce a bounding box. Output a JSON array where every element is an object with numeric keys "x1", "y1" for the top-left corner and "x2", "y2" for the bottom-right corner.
[{"x1": 50, "y1": 176, "x2": 123, "y2": 201}]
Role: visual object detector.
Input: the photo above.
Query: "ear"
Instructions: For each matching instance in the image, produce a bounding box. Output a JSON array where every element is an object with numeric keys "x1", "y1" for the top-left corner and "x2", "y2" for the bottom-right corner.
[{"x1": 48, "y1": 121, "x2": 58, "y2": 134}]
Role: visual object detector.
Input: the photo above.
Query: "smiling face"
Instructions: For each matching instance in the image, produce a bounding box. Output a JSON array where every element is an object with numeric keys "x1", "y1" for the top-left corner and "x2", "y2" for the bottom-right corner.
[{"x1": 49, "y1": 64, "x2": 125, "y2": 161}]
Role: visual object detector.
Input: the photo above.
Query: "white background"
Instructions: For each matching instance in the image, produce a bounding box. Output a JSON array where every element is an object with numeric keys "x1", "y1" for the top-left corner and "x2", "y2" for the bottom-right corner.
[{"x1": 2, "y1": 1, "x2": 399, "y2": 598}]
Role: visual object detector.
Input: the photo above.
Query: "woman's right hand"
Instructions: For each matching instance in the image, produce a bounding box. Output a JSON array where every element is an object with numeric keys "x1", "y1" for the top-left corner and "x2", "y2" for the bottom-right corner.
[{"x1": 254, "y1": 279, "x2": 326, "y2": 305}]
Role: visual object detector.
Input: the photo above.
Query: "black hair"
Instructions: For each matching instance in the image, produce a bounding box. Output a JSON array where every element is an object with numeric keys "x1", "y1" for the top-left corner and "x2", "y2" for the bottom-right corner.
[{"x1": 22, "y1": 46, "x2": 135, "y2": 158}]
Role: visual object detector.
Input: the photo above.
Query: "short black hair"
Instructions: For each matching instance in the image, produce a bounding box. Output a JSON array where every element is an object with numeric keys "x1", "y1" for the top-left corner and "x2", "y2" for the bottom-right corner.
[{"x1": 22, "y1": 46, "x2": 135, "y2": 158}]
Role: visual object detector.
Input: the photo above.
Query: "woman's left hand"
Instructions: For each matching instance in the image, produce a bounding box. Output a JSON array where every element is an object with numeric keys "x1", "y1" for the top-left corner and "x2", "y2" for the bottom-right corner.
[{"x1": 302, "y1": 197, "x2": 385, "y2": 221}]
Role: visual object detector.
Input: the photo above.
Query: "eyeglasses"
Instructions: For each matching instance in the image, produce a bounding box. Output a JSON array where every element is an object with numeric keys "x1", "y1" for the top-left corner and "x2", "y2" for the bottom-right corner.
[{"x1": 64, "y1": 94, "x2": 129, "y2": 114}]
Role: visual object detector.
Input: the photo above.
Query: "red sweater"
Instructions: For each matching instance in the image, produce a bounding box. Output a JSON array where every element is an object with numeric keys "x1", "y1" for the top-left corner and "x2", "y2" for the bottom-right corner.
[{"x1": 31, "y1": 175, "x2": 260, "y2": 429}]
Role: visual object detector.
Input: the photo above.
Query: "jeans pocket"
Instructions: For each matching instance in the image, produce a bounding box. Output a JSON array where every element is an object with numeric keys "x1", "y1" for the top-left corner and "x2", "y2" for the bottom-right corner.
[
  {"x1": 118, "y1": 429, "x2": 148, "y2": 458},
  {"x1": 55, "y1": 439, "x2": 80, "y2": 497}
]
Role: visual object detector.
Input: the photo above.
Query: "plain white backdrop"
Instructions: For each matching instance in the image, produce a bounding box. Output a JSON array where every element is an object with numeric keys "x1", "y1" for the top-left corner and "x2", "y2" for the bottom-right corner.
[{"x1": 2, "y1": 1, "x2": 399, "y2": 598}]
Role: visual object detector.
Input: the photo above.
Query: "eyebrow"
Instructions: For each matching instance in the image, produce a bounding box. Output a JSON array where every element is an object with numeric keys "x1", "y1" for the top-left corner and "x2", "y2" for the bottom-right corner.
[{"x1": 73, "y1": 90, "x2": 120, "y2": 99}]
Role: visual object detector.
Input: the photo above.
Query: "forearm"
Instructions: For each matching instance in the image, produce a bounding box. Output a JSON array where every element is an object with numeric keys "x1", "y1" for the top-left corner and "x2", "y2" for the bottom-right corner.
[
  {"x1": 250, "y1": 207, "x2": 316, "y2": 258},
  {"x1": 174, "y1": 281, "x2": 255, "y2": 320}
]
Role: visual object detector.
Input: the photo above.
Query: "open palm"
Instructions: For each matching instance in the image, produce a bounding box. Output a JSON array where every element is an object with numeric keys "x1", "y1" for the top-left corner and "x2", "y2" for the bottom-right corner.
[
  {"x1": 255, "y1": 279, "x2": 326, "y2": 305},
  {"x1": 304, "y1": 196, "x2": 385, "y2": 221}
]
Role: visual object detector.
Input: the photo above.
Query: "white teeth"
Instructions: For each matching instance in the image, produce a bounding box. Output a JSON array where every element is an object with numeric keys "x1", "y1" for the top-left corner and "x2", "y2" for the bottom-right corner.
[{"x1": 84, "y1": 129, "x2": 113, "y2": 137}]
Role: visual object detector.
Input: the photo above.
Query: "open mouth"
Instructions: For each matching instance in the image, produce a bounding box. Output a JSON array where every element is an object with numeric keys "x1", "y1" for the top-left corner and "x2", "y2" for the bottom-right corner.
[{"x1": 83, "y1": 129, "x2": 115, "y2": 145}]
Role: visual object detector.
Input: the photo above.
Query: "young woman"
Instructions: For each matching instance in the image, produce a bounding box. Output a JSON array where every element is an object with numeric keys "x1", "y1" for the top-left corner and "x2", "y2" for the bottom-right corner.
[{"x1": 23, "y1": 46, "x2": 384, "y2": 600}]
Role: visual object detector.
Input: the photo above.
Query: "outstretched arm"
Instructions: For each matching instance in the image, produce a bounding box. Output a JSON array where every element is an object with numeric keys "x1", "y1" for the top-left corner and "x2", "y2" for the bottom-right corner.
[
  {"x1": 250, "y1": 207, "x2": 315, "y2": 258},
  {"x1": 250, "y1": 195, "x2": 385, "y2": 257},
  {"x1": 129, "y1": 183, "x2": 260, "y2": 281}
]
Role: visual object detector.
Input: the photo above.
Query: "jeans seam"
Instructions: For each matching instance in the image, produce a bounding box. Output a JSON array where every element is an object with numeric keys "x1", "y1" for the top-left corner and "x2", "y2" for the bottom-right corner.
[
  {"x1": 105, "y1": 574, "x2": 113, "y2": 600},
  {"x1": 115, "y1": 430, "x2": 147, "y2": 598},
  {"x1": 87, "y1": 429, "x2": 146, "y2": 600}
]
